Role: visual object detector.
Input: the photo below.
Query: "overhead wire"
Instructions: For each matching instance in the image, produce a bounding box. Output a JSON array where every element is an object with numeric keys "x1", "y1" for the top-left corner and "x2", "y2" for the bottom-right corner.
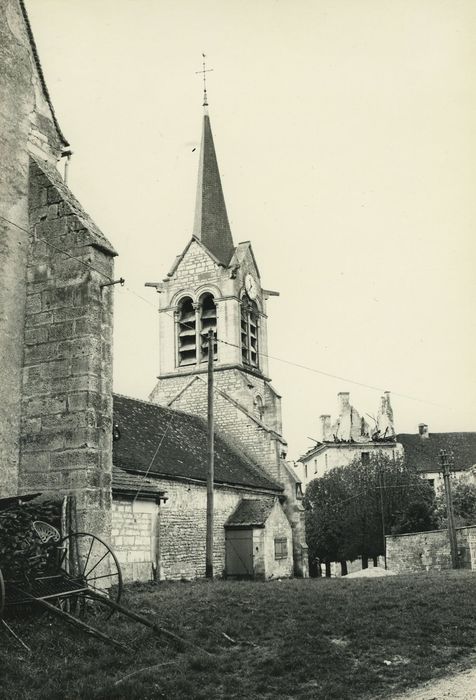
[{"x1": 0, "y1": 210, "x2": 446, "y2": 410}]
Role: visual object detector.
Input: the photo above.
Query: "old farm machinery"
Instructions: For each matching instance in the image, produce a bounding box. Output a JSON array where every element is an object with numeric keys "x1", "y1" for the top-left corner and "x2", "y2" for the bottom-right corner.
[{"x1": 0, "y1": 493, "x2": 192, "y2": 653}]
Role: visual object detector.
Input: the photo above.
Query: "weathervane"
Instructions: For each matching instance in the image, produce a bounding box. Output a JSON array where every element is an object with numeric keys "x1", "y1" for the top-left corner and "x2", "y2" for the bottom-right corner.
[{"x1": 196, "y1": 53, "x2": 213, "y2": 107}]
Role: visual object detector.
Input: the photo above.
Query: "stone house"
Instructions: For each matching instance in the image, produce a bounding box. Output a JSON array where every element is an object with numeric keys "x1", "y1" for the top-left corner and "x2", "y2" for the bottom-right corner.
[
  {"x1": 396, "y1": 425, "x2": 476, "y2": 490},
  {"x1": 295, "y1": 391, "x2": 403, "y2": 491},
  {"x1": 1, "y1": 0, "x2": 307, "y2": 582}
]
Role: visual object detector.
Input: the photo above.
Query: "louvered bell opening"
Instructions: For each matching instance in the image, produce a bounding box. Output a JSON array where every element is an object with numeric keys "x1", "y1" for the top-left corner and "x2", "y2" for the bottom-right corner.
[
  {"x1": 178, "y1": 298, "x2": 197, "y2": 366},
  {"x1": 200, "y1": 294, "x2": 217, "y2": 362}
]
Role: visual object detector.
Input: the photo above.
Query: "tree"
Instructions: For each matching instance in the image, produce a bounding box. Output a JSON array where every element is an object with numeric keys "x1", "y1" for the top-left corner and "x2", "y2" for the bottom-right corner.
[
  {"x1": 435, "y1": 475, "x2": 476, "y2": 527},
  {"x1": 304, "y1": 453, "x2": 437, "y2": 572}
]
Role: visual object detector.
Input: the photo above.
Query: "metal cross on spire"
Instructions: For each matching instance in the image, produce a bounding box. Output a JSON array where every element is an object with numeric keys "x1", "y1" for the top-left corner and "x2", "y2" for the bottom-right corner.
[{"x1": 196, "y1": 53, "x2": 213, "y2": 108}]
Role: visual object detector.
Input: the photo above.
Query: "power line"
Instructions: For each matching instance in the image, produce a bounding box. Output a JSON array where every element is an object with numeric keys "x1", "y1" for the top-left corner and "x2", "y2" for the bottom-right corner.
[{"x1": 1, "y1": 210, "x2": 447, "y2": 410}]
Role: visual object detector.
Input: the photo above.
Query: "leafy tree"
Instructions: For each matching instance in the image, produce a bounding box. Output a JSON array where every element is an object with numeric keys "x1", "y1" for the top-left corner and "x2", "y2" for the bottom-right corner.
[
  {"x1": 304, "y1": 453, "x2": 437, "y2": 572},
  {"x1": 435, "y1": 475, "x2": 476, "y2": 527}
]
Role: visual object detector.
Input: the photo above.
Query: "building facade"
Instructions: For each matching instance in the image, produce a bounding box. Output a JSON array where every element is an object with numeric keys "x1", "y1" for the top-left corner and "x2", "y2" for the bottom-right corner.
[{"x1": 296, "y1": 391, "x2": 403, "y2": 491}]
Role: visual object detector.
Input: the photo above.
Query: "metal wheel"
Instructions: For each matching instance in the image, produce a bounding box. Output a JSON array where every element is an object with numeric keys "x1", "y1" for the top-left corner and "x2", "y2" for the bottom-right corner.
[
  {"x1": 57, "y1": 532, "x2": 123, "y2": 619},
  {"x1": 0, "y1": 568, "x2": 5, "y2": 620}
]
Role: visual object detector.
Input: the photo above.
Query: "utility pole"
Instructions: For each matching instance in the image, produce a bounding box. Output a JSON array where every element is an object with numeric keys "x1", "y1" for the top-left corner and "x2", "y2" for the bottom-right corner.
[
  {"x1": 378, "y1": 469, "x2": 387, "y2": 569},
  {"x1": 439, "y1": 449, "x2": 458, "y2": 569},
  {"x1": 205, "y1": 329, "x2": 215, "y2": 579}
]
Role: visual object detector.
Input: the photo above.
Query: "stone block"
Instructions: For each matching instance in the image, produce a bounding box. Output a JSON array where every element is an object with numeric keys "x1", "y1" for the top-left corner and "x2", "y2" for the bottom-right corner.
[
  {"x1": 20, "y1": 451, "x2": 50, "y2": 472},
  {"x1": 26, "y1": 396, "x2": 67, "y2": 417},
  {"x1": 48, "y1": 321, "x2": 75, "y2": 341},
  {"x1": 23, "y1": 327, "x2": 49, "y2": 346},
  {"x1": 41, "y1": 411, "x2": 87, "y2": 432},
  {"x1": 50, "y1": 449, "x2": 100, "y2": 471}
]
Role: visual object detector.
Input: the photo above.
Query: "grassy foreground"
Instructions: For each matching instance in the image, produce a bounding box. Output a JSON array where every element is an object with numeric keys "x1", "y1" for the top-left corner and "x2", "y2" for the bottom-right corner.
[{"x1": 1, "y1": 571, "x2": 476, "y2": 699}]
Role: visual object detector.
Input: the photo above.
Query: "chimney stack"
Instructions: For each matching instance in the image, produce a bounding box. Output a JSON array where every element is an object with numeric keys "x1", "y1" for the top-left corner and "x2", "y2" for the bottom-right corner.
[
  {"x1": 320, "y1": 415, "x2": 331, "y2": 441},
  {"x1": 418, "y1": 423, "x2": 429, "y2": 439},
  {"x1": 337, "y1": 392, "x2": 350, "y2": 414}
]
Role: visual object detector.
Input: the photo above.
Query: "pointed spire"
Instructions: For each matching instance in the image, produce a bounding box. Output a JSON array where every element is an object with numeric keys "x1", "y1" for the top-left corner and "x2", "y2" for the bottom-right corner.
[
  {"x1": 192, "y1": 57, "x2": 234, "y2": 266},
  {"x1": 192, "y1": 109, "x2": 235, "y2": 266}
]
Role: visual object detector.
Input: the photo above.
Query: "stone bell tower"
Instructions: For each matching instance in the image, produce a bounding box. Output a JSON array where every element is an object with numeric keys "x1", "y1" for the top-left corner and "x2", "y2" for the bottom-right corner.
[
  {"x1": 148, "y1": 87, "x2": 308, "y2": 577},
  {"x1": 149, "y1": 101, "x2": 285, "y2": 459}
]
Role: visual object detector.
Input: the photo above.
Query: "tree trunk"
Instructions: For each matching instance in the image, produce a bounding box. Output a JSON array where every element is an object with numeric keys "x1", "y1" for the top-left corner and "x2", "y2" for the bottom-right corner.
[
  {"x1": 325, "y1": 560, "x2": 331, "y2": 578},
  {"x1": 362, "y1": 555, "x2": 369, "y2": 569},
  {"x1": 340, "y1": 560, "x2": 348, "y2": 576},
  {"x1": 372, "y1": 556, "x2": 378, "y2": 567}
]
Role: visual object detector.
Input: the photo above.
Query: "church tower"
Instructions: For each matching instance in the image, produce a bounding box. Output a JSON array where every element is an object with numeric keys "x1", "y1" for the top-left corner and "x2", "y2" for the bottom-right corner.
[
  {"x1": 149, "y1": 101, "x2": 288, "y2": 479},
  {"x1": 149, "y1": 87, "x2": 308, "y2": 576}
]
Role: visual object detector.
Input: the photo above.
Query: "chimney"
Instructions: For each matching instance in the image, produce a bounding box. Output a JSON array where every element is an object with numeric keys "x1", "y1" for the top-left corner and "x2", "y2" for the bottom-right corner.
[
  {"x1": 418, "y1": 423, "x2": 429, "y2": 439},
  {"x1": 337, "y1": 392, "x2": 350, "y2": 415},
  {"x1": 320, "y1": 415, "x2": 331, "y2": 441}
]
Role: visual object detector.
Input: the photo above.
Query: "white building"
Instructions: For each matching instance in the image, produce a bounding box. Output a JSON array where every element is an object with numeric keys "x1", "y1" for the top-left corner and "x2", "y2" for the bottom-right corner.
[{"x1": 295, "y1": 392, "x2": 403, "y2": 491}]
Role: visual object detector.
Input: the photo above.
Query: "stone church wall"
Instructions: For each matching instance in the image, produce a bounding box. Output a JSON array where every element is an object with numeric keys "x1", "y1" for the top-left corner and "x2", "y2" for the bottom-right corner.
[
  {"x1": 18, "y1": 160, "x2": 114, "y2": 538},
  {"x1": 0, "y1": 0, "x2": 64, "y2": 497}
]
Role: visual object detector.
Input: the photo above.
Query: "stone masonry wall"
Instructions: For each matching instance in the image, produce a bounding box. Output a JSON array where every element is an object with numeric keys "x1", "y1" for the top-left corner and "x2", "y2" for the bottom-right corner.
[
  {"x1": 151, "y1": 370, "x2": 284, "y2": 483},
  {"x1": 111, "y1": 499, "x2": 157, "y2": 582},
  {"x1": 18, "y1": 160, "x2": 114, "y2": 539},
  {"x1": 386, "y1": 525, "x2": 476, "y2": 574},
  {"x1": 0, "y1": 0, "x2": 63, "y2": 497}
]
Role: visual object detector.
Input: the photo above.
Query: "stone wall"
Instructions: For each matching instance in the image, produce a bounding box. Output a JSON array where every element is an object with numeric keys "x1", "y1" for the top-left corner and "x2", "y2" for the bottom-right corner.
[
  {"x1": 111, "y1": 498, "x2": 157, "y2": 582},
  {"x1": 110, "y1": 479, "x2": 281, "y2": 582},
  {"x1": 18, "y1": 159, "x2": 115, "y2": 539},
  {"x1": 386, "y1": 525, "x2": 476, "y2": 574},
  {"x1": 262, "y1": 501, "x2": 294, "y2": 579},
  {"x1": 151, "y1": 370, "x2": 285, "y2": 483},
  {"x1": 0, "y1": 0, "x2": 64, "y2": 497}
]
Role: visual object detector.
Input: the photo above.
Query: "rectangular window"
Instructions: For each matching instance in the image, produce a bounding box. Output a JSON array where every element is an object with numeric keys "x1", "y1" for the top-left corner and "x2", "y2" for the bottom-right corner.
[
  {"x1": 274, "y1": 538, "x2": 288, "y2": 560},
  {"x1": 428, "y1": 479, "x2": 435, "y2": 490},
  {"x1": 361, "y1": 452, "x2": 370, "y2": 465},
  {"x1": 304, "y1": 464, "x2": 308, "y2": 479},
  {"x1": 314, "y1": 459, "x2": 318, "y2": 474}
]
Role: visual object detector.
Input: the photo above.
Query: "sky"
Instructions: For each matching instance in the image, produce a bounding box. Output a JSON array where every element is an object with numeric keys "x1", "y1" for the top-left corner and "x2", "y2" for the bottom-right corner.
[{"x1": 26, "y1": 0, "x2": 476, "y2": 460}]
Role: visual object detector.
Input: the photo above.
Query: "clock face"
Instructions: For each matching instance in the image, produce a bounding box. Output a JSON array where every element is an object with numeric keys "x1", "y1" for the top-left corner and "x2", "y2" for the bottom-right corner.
[{"x1": 245, "y1": 273, "x2": 258, "y2": 299}]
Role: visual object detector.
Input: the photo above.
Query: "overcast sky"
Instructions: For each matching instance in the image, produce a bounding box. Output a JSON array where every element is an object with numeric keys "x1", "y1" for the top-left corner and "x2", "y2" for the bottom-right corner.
[{"x1": 27, "y1": 0, "x2": 476, "y2": 460}]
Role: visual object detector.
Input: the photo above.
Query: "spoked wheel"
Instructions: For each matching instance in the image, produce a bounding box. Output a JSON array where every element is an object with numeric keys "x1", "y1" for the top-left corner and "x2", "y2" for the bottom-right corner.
[
  {"x1": 0, "y1": 568, "x2": 5, "y2": 620},
  {"x1": 57, "y1": 533, "x2": 123, "y2": 620}
]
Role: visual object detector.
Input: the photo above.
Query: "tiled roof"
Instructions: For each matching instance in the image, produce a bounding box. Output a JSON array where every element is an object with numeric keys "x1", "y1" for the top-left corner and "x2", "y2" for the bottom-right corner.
[
  {"x1": 112, "y1": 394, "x2": 282, "y2": 492},
  {"x1": 225, "y1": 498, "x2": 276, "y2": 528},
  {"x1": 397, "y1": 433, "x2": 476, "y2": 473},
  {"x1": 193, "y1": 113, "x2": 235, "y2": 266},
  {"x1": 112, "y1": 466, "x2": 167, "y2": 501}
]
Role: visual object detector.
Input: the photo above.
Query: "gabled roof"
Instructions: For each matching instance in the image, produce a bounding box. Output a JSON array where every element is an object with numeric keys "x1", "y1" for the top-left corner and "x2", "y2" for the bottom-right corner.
[
  {"x1": 225, "y1": 498, "x2": 276, "y2": 528},
  {"x1": 192, "y1": 112, "x2": 235, "y2": 266},
  {"x1": 30, "y1": 156, "x2": 117, "y2": 256},
  {"x1": 166, "y1": 235, "x2": 223, "y2": 278},
  {"x1": 397, "y1": 433, "x2": 476, "y2": 473},
  {"x1": 113, "y1": 394, "x2": 282, "y2": 493},
  {"x1": 231, "y1": 242, "x2": 261, "y2": 280},
  {"x1": 19, "y1": 0, "x2": 69, "y2": 148}
]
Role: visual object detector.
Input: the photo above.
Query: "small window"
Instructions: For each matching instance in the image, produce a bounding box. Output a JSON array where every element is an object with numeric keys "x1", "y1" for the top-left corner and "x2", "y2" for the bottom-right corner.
[
  {"x1": 177, "y1": 297, "x2": 197, "y2": 366},
  {"x1": 325, "y1": 454, "x2": 328, "y2": 469},
  {"x1": 428, "y1": 478, "x2": 435, "y2": 490},
  {"x1": 314, "y1": 459, "x2": 318, "y2": 474},
  {"x1": 274, "y1": 538, "x2": 288, "y2": 560},
  {"x1": 361, "y1": 452, "x2": 370, "y2": 465},
  {"x1": 296, "y1": 484, "x2": 303, "y2": 500},
  {"x1": 304, "y1": 464, "x2": 308, "y2": 480}
]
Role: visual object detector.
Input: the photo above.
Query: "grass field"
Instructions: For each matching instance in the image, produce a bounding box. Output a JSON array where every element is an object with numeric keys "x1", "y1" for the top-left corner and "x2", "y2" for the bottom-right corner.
[{"x1": 1, "y1": 571, "x2": 476, "y2": 699}]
